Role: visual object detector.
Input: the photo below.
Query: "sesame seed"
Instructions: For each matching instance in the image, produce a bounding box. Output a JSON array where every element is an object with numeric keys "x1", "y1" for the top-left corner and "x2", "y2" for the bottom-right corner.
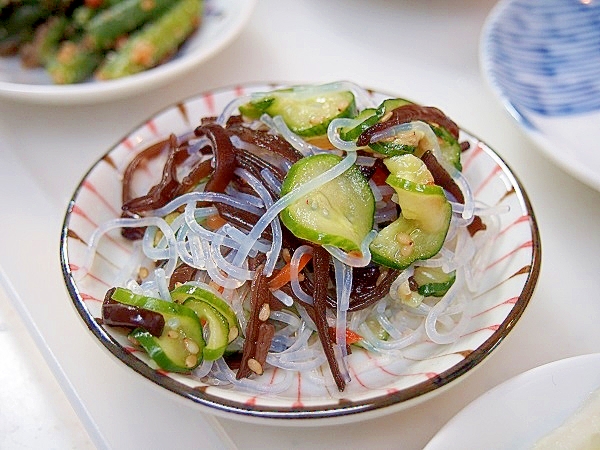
[
  {"x1": 138, "y1": 266, "x2": 149, "y2": 279},
  {"x1": 141, "y1": 0, "x2": 155, "y2": 11},
  {"x1": 229, "y1": 327, "x2": 239, "y2": 342},
  {"x1": 400, "y1": 243, "x2": 414, "y2": 257},
  {"x1": 395, "y1": 232, "x2": 412, "y2": 245},
  {"x1": 167, "y1": 330, "x2": 179, "y2": 339},
  {"x1": 184, "y1": 338, "x2": 200, "y2": 354},
  {"x1": 185, "y1": 354, "x2": 198, "y2": 368},
  {"x1": 397, "y1": 280, "x2": 412, "y2": 298},
  {"x1": 258, "y1": 303, "x2": 270, "y2": 321},
  {"x1": 375, "y1": 269, "x2": 388, "y2": 286},
  {"x1": 247, "y1": 358, "x2": 263, "y2": 375}
]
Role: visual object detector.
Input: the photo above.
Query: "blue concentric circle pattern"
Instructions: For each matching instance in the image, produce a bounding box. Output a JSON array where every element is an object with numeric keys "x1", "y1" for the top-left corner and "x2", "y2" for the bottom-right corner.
[{"x1": 483, "y1": 0, "x2": 600, "y2": 120}]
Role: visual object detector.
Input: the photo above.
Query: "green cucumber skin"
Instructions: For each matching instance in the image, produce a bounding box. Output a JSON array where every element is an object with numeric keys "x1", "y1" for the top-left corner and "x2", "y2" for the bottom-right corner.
[
  {"x1": 368, "y1": 141, "x2": 417, "y2": 157},
  {"x1": 369, "y1": 155, "x2": 452, "y2": 270},
  {"x1": 182, "y1": 298, "x2": 229, "y2": 361},
  {"x1": 339, "y1": 108, "x2": 378, "y2": 141},
  {"x1": 369, "y1": 202, "x2": 451, "y2": 270},
  {"x1": 413, "y1": 266, "x2": 456, "y2": 297},
  {"x1": 432, "y1": 125, "x2": 462, "y2": 171},
  {"x1": 280, "y1": 153, "x2": 375, "y2": 252},
  {"x1": 111, "y1": 287, "x2": 205, "y2": 372},
  {"x1": 239, "y1": 87, "x2": 357, "y2": 137},
  {"x1": 170, "y1": 283, "x2": 239, "y2": 342}
]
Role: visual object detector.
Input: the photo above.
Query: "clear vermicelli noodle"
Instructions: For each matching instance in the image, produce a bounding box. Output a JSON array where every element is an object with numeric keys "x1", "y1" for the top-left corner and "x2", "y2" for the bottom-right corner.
[{"x1": 82, "y1": 82, "x2": 504, "y2": 393}]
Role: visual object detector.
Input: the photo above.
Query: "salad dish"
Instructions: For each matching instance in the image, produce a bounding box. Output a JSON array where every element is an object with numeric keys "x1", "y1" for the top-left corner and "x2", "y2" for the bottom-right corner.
[
  {"x1": 60, "y1": 82, "x2": 540, "y2": 423},
  {"x1": 0, "y1": 0, "x2": 256, "y2": 103},
  {"x1": 425, "y1": 353, "x2": 600, "y2": 449},
  {"x1": 480, "y1": 0, "x2": 600, "y2": 192}
]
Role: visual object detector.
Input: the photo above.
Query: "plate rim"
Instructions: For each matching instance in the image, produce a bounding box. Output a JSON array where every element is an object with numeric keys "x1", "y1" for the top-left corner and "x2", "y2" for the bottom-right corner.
[
  {"x1": 479, "y1": 0, "x2": 600, "y2": 192},
  {"x1": 0, "y1": 0, "x2": 257, "y2": 105},
  {"x1": 425, "y1": 352, "x2": 600, "y2": 449},
  {"x1": 59, "y1": 82, "x2": 542, "y2": 423}
]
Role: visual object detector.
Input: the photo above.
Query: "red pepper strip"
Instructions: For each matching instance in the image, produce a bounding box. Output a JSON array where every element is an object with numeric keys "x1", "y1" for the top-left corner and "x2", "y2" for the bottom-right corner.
[
  {"x1": 312, "y1": 246, "x2": 346, "y2": 391},
  {"x1": 329, "y1": 327, "x2": 362, "y2": 345},
  {"x1": 267, "y1": 252, "x2": 313, "y2": 291}
]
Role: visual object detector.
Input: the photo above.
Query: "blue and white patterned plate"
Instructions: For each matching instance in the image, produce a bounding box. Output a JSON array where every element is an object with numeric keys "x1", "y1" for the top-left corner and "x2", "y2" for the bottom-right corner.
[{"x1": 481, "y1": 0, "x2": 600, "y2": 191}]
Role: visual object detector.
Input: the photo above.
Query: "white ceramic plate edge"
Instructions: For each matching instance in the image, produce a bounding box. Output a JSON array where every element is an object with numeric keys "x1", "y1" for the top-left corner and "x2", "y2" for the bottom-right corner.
[
  {"x1": 0, "y1": 0, "x2": 257, "y2": 104},
  {"x1": 425, "y1": 353, "x2": 600, "y2": 449}
]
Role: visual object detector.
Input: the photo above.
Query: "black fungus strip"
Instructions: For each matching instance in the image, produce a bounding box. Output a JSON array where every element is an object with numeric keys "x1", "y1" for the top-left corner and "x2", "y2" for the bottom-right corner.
[{"x1": 312, "y1": 246, "x2": 346, "y2": 391}]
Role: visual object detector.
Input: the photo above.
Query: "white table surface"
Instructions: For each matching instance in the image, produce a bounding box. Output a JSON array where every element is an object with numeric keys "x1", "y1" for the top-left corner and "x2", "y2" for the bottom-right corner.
[{"x1": 1, "y1": 0, "x2": 600, "y2": 448}]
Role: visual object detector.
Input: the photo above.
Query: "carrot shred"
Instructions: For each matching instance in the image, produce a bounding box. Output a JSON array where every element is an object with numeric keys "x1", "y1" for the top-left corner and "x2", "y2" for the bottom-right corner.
[
  {"x1": 329, "y1": 327, "x2": 363, "y2": 345},
  {"x1": 267, "y1": 252, "x2": 312, "y2": 291},
  {"x1": 206, "y1": 214, "x2": 228, "y2": 230}
]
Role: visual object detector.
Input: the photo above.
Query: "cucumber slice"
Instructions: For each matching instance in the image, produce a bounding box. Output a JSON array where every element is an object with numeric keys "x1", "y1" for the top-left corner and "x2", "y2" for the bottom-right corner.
[
  {"x1": 432, "y1": 125, "x2": 462, "y2": 171},
  {"x1": 239, "y1": 84, "x2": 356, "y2": 137},
  {"x1": 412, "y1": 266, "x2": 456, "y2": 297},
  {"x1": 129, "y1": 328, "x2": 198, "y2": 373},
  {"x1": 170, "y1": 283, "x2": 239, "y2": 343},
  {"x1": 182, "y1": 298, "x2": 230, "y2": 361},
  {"x1": 384, "y1": 153, "x2": 435, "y2": 185},
  {"x1": 367, "y1": 120, "x2": 425, "y2": 157},
  {"x1": 280, "y1": 153, "x2": 375, "y2": 252},
  {"x1": 340, "y1": 98, "x2": 413, "y2": 143},
  {"x1": 111, "y1": 287, "x2": 205, "y2": 372},
  {"x1": 370, "y1": 155, "x2": 451, "y2": 269},
  {"x1": 339, "y1": 107, "x2": 378, "y2": 141},
  {"x1": 368, "y1": 141, "x2": 417, "y2": 157},
  {"x1": 376, "y1": 98, "x2": 413, "y2": 119}
]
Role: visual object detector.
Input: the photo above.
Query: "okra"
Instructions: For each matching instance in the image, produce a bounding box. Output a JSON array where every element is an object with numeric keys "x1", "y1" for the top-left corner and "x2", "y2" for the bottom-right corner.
[
  {"x1": 84, "y1": 0, "x2": 179, "y2": 50},
  {"x1": 20, "y1": 15, "x2": 69, "y2": 67},
  {"x1": 95, "y1": 0, "x2": 202, "y2": 80},
  {"x1": 47, "y1": 40, "x2": 103, "y2": 84}
]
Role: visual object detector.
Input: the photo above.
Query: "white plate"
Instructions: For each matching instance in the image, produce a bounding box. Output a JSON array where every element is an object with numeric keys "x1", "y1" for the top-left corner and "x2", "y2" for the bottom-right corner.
[
  {"x1": 480, "y1": 0, "x2": 600, "y2": 192},
  {"x1": 425, "y1": 353, "x2": 600, "y2": 449},
  {"x1": 60, "y1": 82, "x2": 541, "y2": 424},
  {"x1": 0, "y1": 0, "x2": 256, "y2": 104}
]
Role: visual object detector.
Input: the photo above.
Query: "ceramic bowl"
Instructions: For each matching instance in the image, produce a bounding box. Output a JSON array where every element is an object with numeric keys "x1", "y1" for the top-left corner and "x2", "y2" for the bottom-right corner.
[{"x1": 60, "y1": 82, "x2": 541, "y2": 424}]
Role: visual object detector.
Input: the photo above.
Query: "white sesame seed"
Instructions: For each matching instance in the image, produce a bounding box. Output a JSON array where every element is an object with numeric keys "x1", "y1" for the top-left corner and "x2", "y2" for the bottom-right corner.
[
  {"x1": 185, "y1": 354, "x2": 198, "y2": 368},
  {"x1": 228, "y1": 327, "x2": 239, "y2": 342},
  {"x1": 138, "y1": 266, "x2": 149, "y2": 279},
  {"x1": 184, "y1": 337, "x2": 200, "y2": 354},
  {"x1": 247, "y1": 358, "x2": 263, "y2": 375},
  {"x1": 167, "y1": 330, "x2": 179, "y2": 339},
  {"x1": 258, "y1": 303, "x2": 270, "y2": 321}
]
